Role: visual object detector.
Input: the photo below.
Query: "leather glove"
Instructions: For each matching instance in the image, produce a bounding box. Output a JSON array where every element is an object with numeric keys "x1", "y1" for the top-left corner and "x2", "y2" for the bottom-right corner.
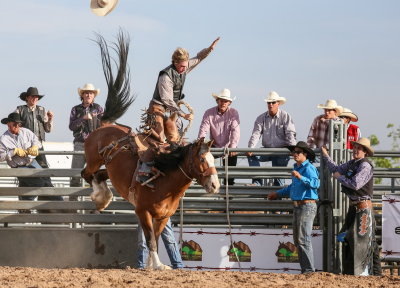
[
  {"x1": 26, "y1": 145, "x2": 39, "y2": 156},
  {"x1": 14, "y1": 148, "x2": 27, "y2": 157}
]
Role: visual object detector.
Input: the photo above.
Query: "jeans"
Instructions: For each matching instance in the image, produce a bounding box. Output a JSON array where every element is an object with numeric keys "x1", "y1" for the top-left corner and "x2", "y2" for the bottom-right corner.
[
  {"x1": 18, "y1": 159, "x2": 46, "y2": 201},
  {"x1": 292, "y1": 202, "x2": 317, "y2": 273},
  {"x1": 137, "y1": 218, "x2": 183, "y2": 269},
  {"x1": 247, "y1": 154, "x2": 290, "y2": 186},
  {"x1": 70, "y1": 142, "x2": 86, "y2": 203}
]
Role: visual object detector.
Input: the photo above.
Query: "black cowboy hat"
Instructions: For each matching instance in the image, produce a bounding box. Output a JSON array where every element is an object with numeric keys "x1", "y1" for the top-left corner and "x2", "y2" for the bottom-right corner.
[
  {"x1": 19, "y1": 87, "x2": 44, "y2": 101},
  {"x1": 287, "y1": 141, "x2": 316, "y2": 162},
  {"x1": 1, "y1": 112, "x2": 23, "y2": 124}
]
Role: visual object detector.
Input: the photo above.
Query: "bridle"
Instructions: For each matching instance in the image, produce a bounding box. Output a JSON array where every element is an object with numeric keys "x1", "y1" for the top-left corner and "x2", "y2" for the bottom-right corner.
[{"x1": 178, "y1": 143, "x2": 217, "y2": 184}]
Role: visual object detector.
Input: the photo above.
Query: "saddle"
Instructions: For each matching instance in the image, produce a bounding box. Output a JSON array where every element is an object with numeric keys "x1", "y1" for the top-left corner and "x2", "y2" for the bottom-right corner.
[{"x1": 132, "y1": 133, "x2": 176, "y2": 188}]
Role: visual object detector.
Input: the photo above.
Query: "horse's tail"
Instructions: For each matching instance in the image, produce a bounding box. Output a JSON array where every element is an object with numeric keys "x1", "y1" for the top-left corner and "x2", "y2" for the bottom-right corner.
[{"x1": 94, "y1": 29, "x2": 135, "y2": 124}]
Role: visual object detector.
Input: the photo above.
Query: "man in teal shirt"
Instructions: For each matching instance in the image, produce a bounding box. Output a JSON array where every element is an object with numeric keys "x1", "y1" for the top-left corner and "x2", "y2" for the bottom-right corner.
[{"x1": 269, "y1": 141, "x2": 319, "y2": 274}]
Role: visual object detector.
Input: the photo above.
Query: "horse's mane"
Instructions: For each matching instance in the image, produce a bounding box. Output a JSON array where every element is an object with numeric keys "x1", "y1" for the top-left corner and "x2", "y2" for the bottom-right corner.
[
  {"x1": 154, "y1": 143, "x2": 191, "y2": 172},
  {"x1": 94, "y1": 29, "x2": 135, "y2": 123}
]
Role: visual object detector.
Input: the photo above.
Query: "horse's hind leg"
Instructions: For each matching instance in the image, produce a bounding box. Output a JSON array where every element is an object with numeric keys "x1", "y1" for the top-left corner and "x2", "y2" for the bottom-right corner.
[
  {"x1": 138, "y1": 212, "x2": 171, "y2": 270},
  {"x1": 90, "y1": 170, "x2": 113, "y2": 212}
]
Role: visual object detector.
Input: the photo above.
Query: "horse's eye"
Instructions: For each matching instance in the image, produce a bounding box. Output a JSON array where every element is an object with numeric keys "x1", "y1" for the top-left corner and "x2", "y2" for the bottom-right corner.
[{"x1": 200, "y1": 158, "x2": 205, "y2": 163}]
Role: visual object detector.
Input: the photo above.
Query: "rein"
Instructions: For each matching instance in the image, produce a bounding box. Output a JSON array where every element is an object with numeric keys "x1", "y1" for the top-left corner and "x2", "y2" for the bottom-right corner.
[{"x1": 98, "y1": 129, "x2": 136, "y2": 164}]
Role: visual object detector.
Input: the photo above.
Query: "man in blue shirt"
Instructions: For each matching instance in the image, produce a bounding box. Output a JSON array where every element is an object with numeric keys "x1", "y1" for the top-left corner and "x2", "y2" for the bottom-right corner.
[{"x1": 268, "y1": 141, "x2": 319, "y2": 274}]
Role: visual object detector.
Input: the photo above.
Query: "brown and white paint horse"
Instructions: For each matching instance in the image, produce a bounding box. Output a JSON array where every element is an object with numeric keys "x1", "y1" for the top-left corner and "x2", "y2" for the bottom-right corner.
[{"x1": 82, "y1": 31, "x2": 220, "y2": 269}]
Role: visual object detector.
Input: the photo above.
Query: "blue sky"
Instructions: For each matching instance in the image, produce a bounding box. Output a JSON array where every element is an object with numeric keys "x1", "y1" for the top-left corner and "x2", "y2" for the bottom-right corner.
[{"x1": 0, "y1": 0, "x2": 399, "y2": 150}]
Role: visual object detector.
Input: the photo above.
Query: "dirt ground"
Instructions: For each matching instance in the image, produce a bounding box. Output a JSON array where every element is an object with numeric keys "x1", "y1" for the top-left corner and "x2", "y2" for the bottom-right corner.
[{"x1": 0, "y1": 267, "x2": 399, "y2": 288}]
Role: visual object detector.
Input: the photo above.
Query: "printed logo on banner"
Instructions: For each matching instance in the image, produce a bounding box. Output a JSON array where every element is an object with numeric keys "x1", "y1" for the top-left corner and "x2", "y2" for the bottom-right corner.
[
  {"x1": 275, "y1": 242, "x2": 299, "y2": 263},
  {"x1": 227, "y1": 241, "x2": 251, "y2": 262},
  {"x1": 181, "y1": 240, "x2": 202, "y2": 261}
]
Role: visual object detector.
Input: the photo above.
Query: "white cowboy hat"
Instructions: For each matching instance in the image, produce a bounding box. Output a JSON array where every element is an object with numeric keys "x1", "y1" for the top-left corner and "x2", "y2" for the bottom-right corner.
[
  {"x1": 78, "y1": 83, "x2": 100, "y2": 97},
  {"x1": 350, "y1": 137, "x2": 374, "y2": 156},
  {"x1": 90, "y1": 0, "x2": 119, "y2": 16},
  {"x1": 212, "y1": 88, "x2": 235, "y2": 102},
  {"x1": 317, "y1": 99, "x2": 342, "y2": 114},
  {"x1": 339, "y1": 107, "x2": 358, "y2": 122},
  {"x1": 264, "y1": 91, "x2": 286, "y2": 105}
]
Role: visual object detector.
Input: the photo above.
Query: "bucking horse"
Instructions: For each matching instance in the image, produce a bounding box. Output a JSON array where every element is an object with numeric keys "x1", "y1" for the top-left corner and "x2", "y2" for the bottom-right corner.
[{"x1": 81, "y1": 30, "x2": 220, "y2": 270}]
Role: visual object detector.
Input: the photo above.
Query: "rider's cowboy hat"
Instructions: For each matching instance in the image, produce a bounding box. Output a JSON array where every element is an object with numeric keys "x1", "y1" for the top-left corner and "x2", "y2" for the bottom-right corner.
[
  {"x1": 350, "y1": 137, "x2": 374, "y2": 156},
  {"x1": 90, "y1": 0, "x2": 119, "y2": 16},
  {"x1": 1, "y1": 112, "x2": 23, "y2": 125},
  {"x1": 264, "y1": 91, "x2": 286, "y2": 105},
  {"x1": 317, "y1": 99, "x2": 342, "y2": 114},
  {"x1": 212, "y1": 88, "x2": 235, "y2": 102},
  {"x1": 287, "y1": 141, "x2": 316, "y2": 162},
  {"x1": 339, "y1": 107, "x2": 358, "y2": 122},
  {"x1": 19, "y1": 87, "x2": 44, "y2": 101},
  {"x1": 78, "y1": 83, "x2": 100, "y2": 98}
]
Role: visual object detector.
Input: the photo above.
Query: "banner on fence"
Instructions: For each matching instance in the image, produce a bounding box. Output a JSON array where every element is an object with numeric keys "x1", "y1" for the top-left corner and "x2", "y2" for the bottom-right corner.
[
  {"x1": 158, "y1": 227, "x2": 323, "y2": 273},
  {"x1": 382, "y1": 194, "x2": 400, "y2": 260}
]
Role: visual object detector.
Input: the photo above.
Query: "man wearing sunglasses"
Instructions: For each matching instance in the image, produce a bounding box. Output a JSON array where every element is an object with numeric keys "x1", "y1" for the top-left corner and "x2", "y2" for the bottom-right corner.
[
  {"x1": 247, "y1": 91, "x2": 296, "y2": 186},
  {"x1": 268, "y1": 141, "x2": 319, "y2": 274}
]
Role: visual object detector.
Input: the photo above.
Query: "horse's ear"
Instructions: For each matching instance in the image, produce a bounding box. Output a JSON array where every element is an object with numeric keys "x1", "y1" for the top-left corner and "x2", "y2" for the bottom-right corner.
[
  {"x1": 207, "y1": 140, "x2": 214, "y2": 148},
  {"x1": 196, "y1": 137, "x2": 205, "y2": 146},
  {"x1": 169, "y1": 112, "x2": 178, "y2": 122}
]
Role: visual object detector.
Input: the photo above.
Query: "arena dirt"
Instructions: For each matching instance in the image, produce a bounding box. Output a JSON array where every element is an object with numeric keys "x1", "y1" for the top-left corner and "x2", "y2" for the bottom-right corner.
[{"x1": 0, "y1": 267, "x2": 399, "y2": 287}]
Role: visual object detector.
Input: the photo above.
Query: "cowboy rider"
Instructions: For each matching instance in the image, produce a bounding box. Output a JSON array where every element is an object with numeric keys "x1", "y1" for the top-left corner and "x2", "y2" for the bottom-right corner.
[{"x1": 137, "y1": 37, "x2": 220, "y2": 187}]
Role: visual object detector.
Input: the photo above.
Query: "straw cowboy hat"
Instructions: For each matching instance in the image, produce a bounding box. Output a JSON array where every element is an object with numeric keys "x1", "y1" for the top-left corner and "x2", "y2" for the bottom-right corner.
[
  {"x1": 19, "y1": 87, "x2": 44, "y2": 101},
  {"x1": 1, "y1": 112, "x2": 23, "y2": 125},
  {"x1": 212, "y1": 88, "x2": 235, "y2": 102},
  {"x1": 317, "y1": 99, "x2": 343, "y2": 114},
  {"x1": 339, "y1": 107, "x2": 358, "y2": 122},
  {"x1": 264, "y1": 91, "x2": 286, "y2": 105},
  {"x1": 351, "y1": 137, "x2": 374, "y2": 157},
  {"x1": 78, "y1": 83, "x2": 100, "y2": 98},
  {"x1": 90, "y1": 0, "x2": 119, "y2": 16},
  {"x1": 287, "y1": 141, "x2": 316, "y2": 162}
]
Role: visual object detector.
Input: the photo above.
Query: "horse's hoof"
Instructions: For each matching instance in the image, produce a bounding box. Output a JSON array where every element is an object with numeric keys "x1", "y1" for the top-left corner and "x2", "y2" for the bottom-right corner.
[{"x1": 155, "y1": 264, "x2": 172, "y2": 270}]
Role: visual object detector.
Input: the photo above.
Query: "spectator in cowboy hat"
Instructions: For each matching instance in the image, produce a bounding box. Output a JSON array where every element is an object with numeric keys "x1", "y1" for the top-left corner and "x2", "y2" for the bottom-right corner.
[
  {"x1": 339, "y1": 107, "x2": 361, "y2": 149},
  {"x1": 307, "y1": 99, "x2": 343, "y2": 149},
  {"x1": 0, "y1": 112, "x2": 44, "y2": 213},
  {"x1": 90, "y1": 0, "x2": 119, "y2": 16},
  {"x1": 246, "y1": 91, "x2": 296, "y2": 186},
  {"x1": 69, "y1": 83, "x2": 104, "y2": 189},
  {"x1": 321, "y1": 138, "x2": 375, "y2": 275},
  {"x1": 268, "y1": 141, "x2": 320, "y2": 274},
  {"x1": 198, "y1": 88, "x2": 240, "y2": 185},
  {"x1": 13, "y1": 87, "x2": 62, "y2": 204}
]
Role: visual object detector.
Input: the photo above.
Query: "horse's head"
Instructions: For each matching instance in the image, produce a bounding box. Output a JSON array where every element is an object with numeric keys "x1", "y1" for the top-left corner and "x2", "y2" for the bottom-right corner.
[{"x1": 190, "y1": 137, "x2": 220, "y2": 194}]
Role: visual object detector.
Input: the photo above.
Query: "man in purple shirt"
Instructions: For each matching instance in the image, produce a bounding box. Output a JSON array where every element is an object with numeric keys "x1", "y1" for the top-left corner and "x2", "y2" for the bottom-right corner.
[
  {"x1": 69, "y1": 83, "x2": 104, "y2": 188},
  {"x1": 322, "y1": 138, "x2": 375, "y2": 275},
  {"x1": 198, "y1": 88, "x2": 240, "y2": 185}
]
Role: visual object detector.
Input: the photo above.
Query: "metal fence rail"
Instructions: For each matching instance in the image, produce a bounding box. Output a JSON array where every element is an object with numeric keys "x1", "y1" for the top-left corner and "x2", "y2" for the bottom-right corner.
[{"x1": 0, "y1": 144, "x2": 399, "y2": 273}]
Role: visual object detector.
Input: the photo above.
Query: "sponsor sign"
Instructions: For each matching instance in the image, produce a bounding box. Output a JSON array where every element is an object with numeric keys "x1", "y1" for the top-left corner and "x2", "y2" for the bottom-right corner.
[
  {"x1": 382, "y1": 195, "x2": 400, "y2": 260},
  {"x1": 158, "y1": 227, "x2": 323, "y2": 273}
]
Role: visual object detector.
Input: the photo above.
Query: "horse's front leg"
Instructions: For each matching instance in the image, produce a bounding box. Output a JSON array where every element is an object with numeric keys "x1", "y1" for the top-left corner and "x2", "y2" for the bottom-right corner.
[
  {"x1": 90, "y1": 170, "x2": 113, "y2": 212},
  {"x1": 139, "y1": 212, "x2": 171, "y2": 270}
]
